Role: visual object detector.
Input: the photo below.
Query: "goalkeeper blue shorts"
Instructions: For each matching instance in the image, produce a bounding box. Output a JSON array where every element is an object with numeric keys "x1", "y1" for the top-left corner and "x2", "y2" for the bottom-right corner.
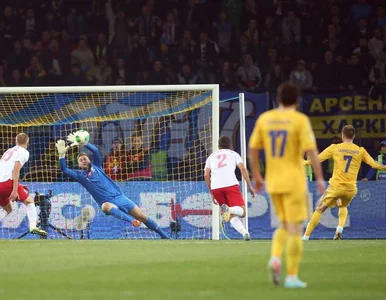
[{"x1": 110, "y1": 195, "x2": 137, "y2": 214}]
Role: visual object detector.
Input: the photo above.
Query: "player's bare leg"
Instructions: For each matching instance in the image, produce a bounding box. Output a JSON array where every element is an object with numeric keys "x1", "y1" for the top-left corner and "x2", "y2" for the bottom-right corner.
[
  {"x1": 284, "y1": 222, "x2": 307, "y2": 288},
  {"x1": 303, "y1": 200, "x2": 328, "y2": 240},
  {"x1": 22, "y1": 197, "x2": 47, "y2": 237},
  {"x1": 0, "y1": 202, "x2": 13, "y2": 223}
]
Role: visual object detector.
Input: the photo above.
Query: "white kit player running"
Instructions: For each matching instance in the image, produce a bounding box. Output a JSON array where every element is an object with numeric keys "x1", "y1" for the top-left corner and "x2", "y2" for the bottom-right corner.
[
  {"x1": 204, "y1": 136, "x2": 256, "y2": 240},
  {"x1": 0, "y1": 133, "x2": 47, "y2": 237}
]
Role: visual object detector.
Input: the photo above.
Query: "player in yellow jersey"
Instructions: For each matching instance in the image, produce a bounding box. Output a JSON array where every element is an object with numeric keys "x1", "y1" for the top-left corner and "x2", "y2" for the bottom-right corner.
[
  {"x1": 248, "y1": 82, "x2": 326, "y2": 289},
  {"x1": 303, "y1": 125, "x2": 386, "y2": 240}
]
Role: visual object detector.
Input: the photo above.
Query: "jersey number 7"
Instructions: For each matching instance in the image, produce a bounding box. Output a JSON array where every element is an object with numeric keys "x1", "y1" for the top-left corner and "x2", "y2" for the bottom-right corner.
[
  {"x1": 344, "y1": 155, "x2": 352, "y2": 173},
  {"x1": 269, "y1": 130, "x2": 288, "y2": 157}
]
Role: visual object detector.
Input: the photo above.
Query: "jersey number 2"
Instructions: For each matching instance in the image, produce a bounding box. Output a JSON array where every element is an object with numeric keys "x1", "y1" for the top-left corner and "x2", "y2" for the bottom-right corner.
[
  {"x1": 344, "y1": 155, "x2": 352, "y2": 173},
  {"x1": 217, "y1": 154, "x2": 227, "y2": 168},
  {"x1": 269, "y1": 130, "x2": 288, "y2": 157}
]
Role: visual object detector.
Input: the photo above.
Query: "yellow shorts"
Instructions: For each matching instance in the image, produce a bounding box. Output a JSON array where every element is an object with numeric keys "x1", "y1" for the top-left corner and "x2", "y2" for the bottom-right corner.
[
  {"x1": 270, "y1": 192, "x2": 308, "y2": 223},
  {"x1": 320, "y1": 186, "x2": 357, "y2": 208}
]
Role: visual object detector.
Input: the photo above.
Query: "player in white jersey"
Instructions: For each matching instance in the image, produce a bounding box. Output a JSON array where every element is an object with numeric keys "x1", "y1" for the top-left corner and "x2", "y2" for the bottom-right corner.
[
  {"x1": 204, "y1": 136, "x2": 256, "y2": 240},
  {"x1": 0, "y1": 133, "x2": 47, "y2": 236}
]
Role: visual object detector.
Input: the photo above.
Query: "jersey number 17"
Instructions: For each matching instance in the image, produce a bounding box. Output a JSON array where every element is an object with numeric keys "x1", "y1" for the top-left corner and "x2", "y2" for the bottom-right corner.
[{"x1": 269, "y1": 130, "x2": 288, "y2": 157}]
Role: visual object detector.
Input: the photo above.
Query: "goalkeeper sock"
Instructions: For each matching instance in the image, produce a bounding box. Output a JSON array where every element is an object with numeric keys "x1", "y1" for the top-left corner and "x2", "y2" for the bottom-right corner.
[
  {"x1": 109, "y1": 207, "x2": 134, "y2": 223},
  {"x1": 230, "y1": 217, "x2": 247, "y2": 235},
  {"x1": 144, "y1": 217, "x2": 169, "y2": 239},
  {"x1": 271, "y1": 228, "x2": 288, "y2": 259},
  {"x1": 229, "y1": 206, "x2": 244, "y2": 217},
  {"x1": 286, "y1": 234, "x2": 303, "y2": 276},
  {"x1": 338, "y1": 207, "x2": 348, "y2": 228},
  {"x1": 25, "y1": 203, "x2": 37, "y2": 229},
  {"x1": 304, "y1": 210, "x2": 322, "y2": 237}
]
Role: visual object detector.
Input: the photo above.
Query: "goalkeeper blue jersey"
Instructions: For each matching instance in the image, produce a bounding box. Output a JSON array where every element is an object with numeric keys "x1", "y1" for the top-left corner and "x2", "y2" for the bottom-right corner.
[{"x1": 59, "y1": 143, "x2": 123, "y2": 206}]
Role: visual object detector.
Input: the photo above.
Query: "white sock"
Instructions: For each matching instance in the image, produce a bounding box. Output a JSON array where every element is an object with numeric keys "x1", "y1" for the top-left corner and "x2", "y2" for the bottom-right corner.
[
  {"x1": 336, "y1": 226, "x2": 343, "y2": 233},
  {"x1": 25, "y1": 203, "x2": 37, "y2": 229},
  {"x1": 229, "y1": 206, "x2": 244, "y2": 216},
  {"x1": 230, "y1": 217, "x2": 247, "y2": 235}
]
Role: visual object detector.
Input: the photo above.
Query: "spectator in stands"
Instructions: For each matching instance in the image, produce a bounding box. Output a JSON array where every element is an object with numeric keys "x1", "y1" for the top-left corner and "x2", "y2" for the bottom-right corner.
[
  {"x1": 244, "y1": 19, "x2": 259, "y2": 49},
  {"x1": 6, "y1": 40, "x2": 30, "y2": 72},
  {"x1": 350, "y1": 0, "x2": 373, "y2": 25},
  {"x1": 369, "y1": 51, "x2": 386, "y2": 88},
  {"x1": 232, "y1": 34, "x2": 255, "y2": 65},
  {"x1": 260, "y1": 47, "x2": 279, "y2": 78},
  {"x1": 196, "y1": 31, "x2": 217, "y2": 83},
  {"x1": 42, "y1": 11, "x2": 61, "y2": 38},
  {"x1": 24, "y1": 56, "x2": 47, "y2": 86},
  {"x1": 217, "y1": 61, "x2": 236, "y2": 89},
  {"x1": 6, "y1": 69, "x2": 23, "y2": 87},
  {"x1": 177, "y1": 63, "x2": 197, "y2": 85},
  {"x1": 127, "y1": 133, "x2": 152, "y2": 181},
  {"x1": 362, "y1": 140, "x2": 386, "y2": 181},
  {"x1": 161, "y1": 11, "x2": 179, "y2": 49},
  {"x1": 148, "y1": 61, "x2": 170, "y2": 85},
  {"x1": 71, "y1": 35, "x2": 95, "y2": 81},
  {"x1": 66, "y1": 7, "x2": 83, "y2": 40},
  {"x1": 368, "y1": 27, "x2": 384, "y2": 61},
  {"x1": 213, "y1": 11, "x2": 233, "y2": 56},
  {"x1": 373, "y1": 5, "x2": 386, "y2": 29},
  {"x1": 178, "y1": 29, "x2": 197, "y2": 63},
  {"x1": 63, "y1": 63, "x2": 88, "y2": 86},
  {"x1": 94, "y1": 57, "x2": 112, "y2": 85},
  {"x1": 41, "y1": 39, "x2": 66, "y2": 86},
  {"x1": 104, "y1": 137, "x2": 129, "y2": 181},
  {"x1": 264, "y1": 63, "x2": 285, "y2": 92},
  {"x1": 131, "y1": 35, "x2": 156, "y2": 76},
  {"x1": 281, "y1": 8, "x2": 301, "y2": 43},
  {"x1": 92, "y1": 33, "x2": 111, "y2": 64},
  {"x1": 289, "y1": 60, "x2": 313, "y2": 90},
  {"x1": 112, "y1": 57, "x2": 131, "y2": 84},
  {"x1": 237, "y1": 54, "x2": 262, "y2": 91},
  {"x1": 260, "y1": 16, "x2": 279, "y2": 51},
  {"x1": 313, "y1": 50, "x2": 342, "y2": 90},
  {"x1": 23, "y1": 8, "x2": 37, "y2": 39}
]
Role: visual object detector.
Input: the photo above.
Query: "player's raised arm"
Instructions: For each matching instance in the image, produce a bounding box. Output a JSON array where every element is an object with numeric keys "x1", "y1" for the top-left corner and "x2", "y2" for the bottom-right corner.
[
  {"x1": 56, "y1": 139, "x2": 78, "y2": 179},
  {"x1": 84, "y1": 143, "x2": 102, "y2": 168},
  {"x1": 362, "y1": 148, "x2": 386, "y2": 170}
]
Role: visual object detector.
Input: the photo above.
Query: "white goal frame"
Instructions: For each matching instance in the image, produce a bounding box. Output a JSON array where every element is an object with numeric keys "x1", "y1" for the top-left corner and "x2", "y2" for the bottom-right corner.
[{"x1": 0, "y1": 84, "x2": 220, "y2": 240}]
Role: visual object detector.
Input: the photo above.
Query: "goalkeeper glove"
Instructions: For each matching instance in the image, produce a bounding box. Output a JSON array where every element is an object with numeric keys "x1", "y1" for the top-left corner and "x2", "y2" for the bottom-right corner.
[
  {"x1": 67, "y1": 132, "x2": 85, "y2": 147},
  {"x1": 56, "y1": 139, "x2": 70, "y2": 158}
]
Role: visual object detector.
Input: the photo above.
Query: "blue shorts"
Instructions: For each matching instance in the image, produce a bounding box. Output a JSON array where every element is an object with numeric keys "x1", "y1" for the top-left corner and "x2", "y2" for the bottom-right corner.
[{"x1": 110, "y1": 195, "x2": 137, "y2": 214}]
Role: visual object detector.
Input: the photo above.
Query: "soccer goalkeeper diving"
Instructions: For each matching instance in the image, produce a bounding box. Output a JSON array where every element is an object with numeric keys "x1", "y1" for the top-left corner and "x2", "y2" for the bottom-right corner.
[{"x1": 56, "y1": 132, "x2": 169, "y2": 239}]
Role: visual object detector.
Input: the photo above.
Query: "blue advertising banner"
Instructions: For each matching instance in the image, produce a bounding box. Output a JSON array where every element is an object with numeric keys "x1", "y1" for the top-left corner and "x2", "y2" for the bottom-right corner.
[
  {"x1": 1, "y1": 181, "x2": 384, "y2": 240},
  {"x1": 301, "y1": 92, "x2": 386, "y2": 139}
]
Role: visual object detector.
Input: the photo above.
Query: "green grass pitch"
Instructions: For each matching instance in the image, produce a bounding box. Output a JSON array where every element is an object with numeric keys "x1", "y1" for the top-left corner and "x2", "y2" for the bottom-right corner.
[{"x1": 0, "y1": 240, "x2": 385, "y2": 300}]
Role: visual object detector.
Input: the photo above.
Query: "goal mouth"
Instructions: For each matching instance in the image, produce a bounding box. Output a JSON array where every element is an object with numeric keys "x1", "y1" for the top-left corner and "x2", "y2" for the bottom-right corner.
[{"x1": 0, "y1": 85, "x2": 220, "y2": 240}]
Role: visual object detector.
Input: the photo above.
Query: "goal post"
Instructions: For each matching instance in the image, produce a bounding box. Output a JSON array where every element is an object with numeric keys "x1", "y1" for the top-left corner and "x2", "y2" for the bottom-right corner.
[{"x1": 0, "y1": 84, "x2": 220, "y2": 240}]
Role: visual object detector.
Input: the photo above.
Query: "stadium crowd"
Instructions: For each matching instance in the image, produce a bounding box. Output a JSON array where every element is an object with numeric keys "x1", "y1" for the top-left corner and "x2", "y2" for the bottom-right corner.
[{"x1": 0, "y1": 0, "x2": 385, "y2": 92}]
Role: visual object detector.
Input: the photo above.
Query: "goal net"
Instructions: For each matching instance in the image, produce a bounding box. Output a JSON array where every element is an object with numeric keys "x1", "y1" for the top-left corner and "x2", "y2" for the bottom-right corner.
[{"x1": 0, "y1": 85, "x2": 220, "y2": 240}]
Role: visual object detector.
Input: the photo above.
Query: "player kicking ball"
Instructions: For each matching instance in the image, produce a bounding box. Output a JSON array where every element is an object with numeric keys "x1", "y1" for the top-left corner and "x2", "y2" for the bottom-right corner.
[
  {"x1": 0, "y1": 133, "x2": 47, "y2": 237},
  {"x1": 303, "y1": 125, "x2": 386, "y2": 240},
  {"x1": 204, "y1": 136, "x2": 256, "y2": 241},
  {"x1": 56, "y1": 133, "x2": 169, "y2": 239}
]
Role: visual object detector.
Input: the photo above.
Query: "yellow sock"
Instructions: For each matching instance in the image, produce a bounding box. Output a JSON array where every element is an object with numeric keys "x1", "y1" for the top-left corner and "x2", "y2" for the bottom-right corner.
[
  {"x1": 304, "y1": 210, "x2": 322, "y2": 237},
  {"x1": 338, "y1": 207, "x2": 348, "y2": 228},
  {"x1": 286, "y1": 234, "x2": 303, "y2": 276},
  {"x1": 271, "y1": 228, "x2": 288, "y2": 258}
]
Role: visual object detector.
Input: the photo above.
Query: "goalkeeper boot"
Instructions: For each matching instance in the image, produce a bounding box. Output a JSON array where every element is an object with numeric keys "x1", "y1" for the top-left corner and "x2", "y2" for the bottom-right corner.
[
  {"x1": 30, "y1": 227, "x2": 47, "y2": 237},
  {"x1": 284, "y1": 276, "x2": 307, "y2": 288},
  {"x1": 267, "y1": 257, "x2": 281, "y2": 286},
  {"x1": 220, "y1": 204, "x2": 230, "y2": 222},
  {"x1": 243, "y1": 232, "x2": 251, "y2": 241}
]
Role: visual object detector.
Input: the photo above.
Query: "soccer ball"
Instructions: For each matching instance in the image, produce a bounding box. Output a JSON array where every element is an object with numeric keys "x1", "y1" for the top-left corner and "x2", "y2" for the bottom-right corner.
[{"x1": 75, "y1": 130, "x2": 90, "y2": 145}]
